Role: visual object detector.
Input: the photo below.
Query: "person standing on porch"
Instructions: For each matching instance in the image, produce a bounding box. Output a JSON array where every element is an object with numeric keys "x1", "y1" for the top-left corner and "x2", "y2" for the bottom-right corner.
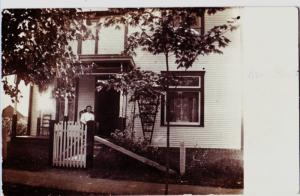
[{"x1": 80, "y1": 105, "x2": 95, "y2": 125}]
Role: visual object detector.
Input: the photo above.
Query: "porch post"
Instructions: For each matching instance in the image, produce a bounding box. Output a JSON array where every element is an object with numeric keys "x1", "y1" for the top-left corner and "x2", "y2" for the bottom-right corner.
[
  {"x1": 86, "y1": 120, "x2": 95, "y2": 168},
  {"x1": 64, "y1": 96, "x2": 69, "y2": 123},
  {"x1": 37, "y1": 117, "x2": 41, "y2": 136},
  {"x1": 27, "y1": 85, "x2": 34, "y2": 135},
  {"x1": 119, "y1": 91, "x2": 126, "y2": 131}
]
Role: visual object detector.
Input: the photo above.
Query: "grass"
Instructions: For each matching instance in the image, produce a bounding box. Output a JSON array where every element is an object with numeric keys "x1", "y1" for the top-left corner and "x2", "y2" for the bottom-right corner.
[{"x1": 3, "y1": 137, "x2": 243, "y2": 189}]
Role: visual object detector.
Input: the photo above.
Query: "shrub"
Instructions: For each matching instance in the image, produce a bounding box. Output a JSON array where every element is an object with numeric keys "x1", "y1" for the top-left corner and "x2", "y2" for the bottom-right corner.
[
  {"x1": 16, "y1": 122, "x2": 27, "y2": 135},
  {"x1": 110, "y1": 129, "x2": 160, "y2": 160},
  {"x1": 2, "y1": 118, "x2": 27, "y2": 137},
  {"x1": 186, "y1": 155, "x2": 243, "y2": 188}
]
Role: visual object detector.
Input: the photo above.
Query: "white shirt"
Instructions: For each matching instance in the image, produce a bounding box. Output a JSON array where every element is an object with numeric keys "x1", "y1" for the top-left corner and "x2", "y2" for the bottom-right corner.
[{"x1": 80, "y1": 112, "x2": 95, "y2": 124}]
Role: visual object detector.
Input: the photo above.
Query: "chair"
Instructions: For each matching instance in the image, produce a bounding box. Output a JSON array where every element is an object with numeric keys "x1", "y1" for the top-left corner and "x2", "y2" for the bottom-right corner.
[{"x1": 40, "y1": 114, "x2": 52, "y2": 136}]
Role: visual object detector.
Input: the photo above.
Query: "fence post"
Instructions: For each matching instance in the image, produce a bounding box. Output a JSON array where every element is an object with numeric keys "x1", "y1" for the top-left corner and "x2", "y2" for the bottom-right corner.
[
  {"x1": 48, "y1": 120, "x2": 55, "y2": 166},
  {"x1": 180, "y1": 142, "x2": 186, "y2": 176},
  {"x1": 11, "y1": 114, "x2": 17, "y2": 141},
  {"x1": 86, "y1": 120, "x2": 95, "y2": 168}
]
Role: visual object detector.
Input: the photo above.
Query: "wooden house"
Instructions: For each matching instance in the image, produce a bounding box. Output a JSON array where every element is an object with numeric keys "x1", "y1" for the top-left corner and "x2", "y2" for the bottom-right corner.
[{"x1": 27, "y1": 8, "x2": 243, "y2": 150}]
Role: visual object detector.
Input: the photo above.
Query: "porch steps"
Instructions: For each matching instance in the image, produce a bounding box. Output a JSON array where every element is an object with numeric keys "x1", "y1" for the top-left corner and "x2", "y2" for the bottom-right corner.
[{"x1": 94, "y1": 136, "x2": 176, "y2": 174}]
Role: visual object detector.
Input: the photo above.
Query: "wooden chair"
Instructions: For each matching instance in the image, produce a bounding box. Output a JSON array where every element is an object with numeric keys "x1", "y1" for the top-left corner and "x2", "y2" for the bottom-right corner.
[{"x1": 40, "y1": 114, "x2": 52, "y2": 136}]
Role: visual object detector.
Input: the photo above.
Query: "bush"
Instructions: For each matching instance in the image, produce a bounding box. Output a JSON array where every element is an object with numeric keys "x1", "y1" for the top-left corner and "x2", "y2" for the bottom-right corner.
[
  {"x1": 110, "y1": 129, "x2": 160, "y2": 159},
  {"x1": 186, "y1": 157, "x2": 243, "y2": 188},
  {"x1": 2, "y1": 118, "x2": 27, "y2": 137},
  {"x1": 16, "y1": 122, "x2": 27, "y2": 135}
]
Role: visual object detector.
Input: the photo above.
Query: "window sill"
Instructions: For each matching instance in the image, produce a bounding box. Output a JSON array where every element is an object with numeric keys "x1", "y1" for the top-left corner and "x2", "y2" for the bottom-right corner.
[{"x1": 160, "y1": 124, "x2": 204, "y2": 127}]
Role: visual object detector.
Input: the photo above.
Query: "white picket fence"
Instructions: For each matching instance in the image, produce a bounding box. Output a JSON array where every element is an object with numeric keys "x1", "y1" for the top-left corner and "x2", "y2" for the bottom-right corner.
[{"x1": 52, "y1": 122, "x2": 87, "y2": 168}]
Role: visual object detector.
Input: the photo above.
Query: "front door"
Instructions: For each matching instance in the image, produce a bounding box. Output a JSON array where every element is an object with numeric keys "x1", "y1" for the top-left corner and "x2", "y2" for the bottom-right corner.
[{"x1": 95, "y1": 77, "x2": 120, "y2": 137}]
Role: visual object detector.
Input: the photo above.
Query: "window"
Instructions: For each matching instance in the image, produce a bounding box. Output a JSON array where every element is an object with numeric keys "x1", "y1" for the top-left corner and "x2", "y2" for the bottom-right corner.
[
  {"x1": 78, "y1": 21, "x2": 99, "y2": 55},
  {"x1": 55, "y1": 79, "x2": 78, "y2": 122},
  {"x1": 173, "y1": 13, "x2": 204, "y2": 35},
  {"x1": 190, "y1": 15, "x2": 203, "y2": 34},
  {"x1": 161, "y1": 71, "x2": 205, "y2": 126},
  {"x1": 58, "y1": 99, "x2": 75, "y2": 121}
]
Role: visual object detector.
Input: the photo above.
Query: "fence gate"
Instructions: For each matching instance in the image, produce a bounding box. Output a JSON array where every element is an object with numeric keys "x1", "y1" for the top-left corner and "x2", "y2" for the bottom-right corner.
[{"x1": 52, "y1": 122, "x2": 87, "y2": 168}]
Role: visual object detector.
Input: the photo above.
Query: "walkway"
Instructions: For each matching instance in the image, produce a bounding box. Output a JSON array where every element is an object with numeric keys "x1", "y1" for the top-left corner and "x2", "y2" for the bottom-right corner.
[{"x1": 3, "y1": 169, "x2": 243, "y2": 195}]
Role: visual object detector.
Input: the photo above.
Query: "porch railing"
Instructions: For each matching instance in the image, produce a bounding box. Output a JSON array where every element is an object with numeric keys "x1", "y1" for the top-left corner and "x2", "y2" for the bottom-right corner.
[{"x1": 49, "y1": 120, "x2": 94, "y2": 168}]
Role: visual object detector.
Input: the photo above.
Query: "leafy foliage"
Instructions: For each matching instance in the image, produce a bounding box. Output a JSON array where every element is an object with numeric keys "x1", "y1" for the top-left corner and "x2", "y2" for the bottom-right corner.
[
  {"x1": 101, "y1": 9, "x2": 239, "y2": 183},
  {"x1": 110, "y1": 128, "x2": 160, "y2": 157},
  {"x1": 96, "y1": 67, "x2": 184, "y2": 98},
  {"x1": 104, "y1": 8, "x2": 239, "y2": 69},
  {"x1": 97, "y1": 68, "x2": 163, "y2": 101},
  {"x1": 2, "y1": 9, "x2": 93, "y2": 101}
]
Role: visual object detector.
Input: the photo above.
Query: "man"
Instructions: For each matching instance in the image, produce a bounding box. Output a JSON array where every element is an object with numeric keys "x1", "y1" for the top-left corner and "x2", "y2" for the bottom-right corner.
[{"x1": 80, "y1": 105, "x2": 95, "y2": 125}]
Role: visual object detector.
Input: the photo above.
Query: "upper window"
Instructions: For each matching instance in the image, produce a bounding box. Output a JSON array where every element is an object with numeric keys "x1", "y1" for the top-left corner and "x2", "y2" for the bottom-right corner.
[
  {"x1": 191, "y1": 15, "x2": 203, "y2": 34},
  {"x1": 161, "y1": 71, "x2": 205, "y2": 126},
  {"x1": 80, "y1": 21, "x2": 99, "y2": 55},
  {"x1": 173, "y1": 14, "x2": 204, "y2": 35}
]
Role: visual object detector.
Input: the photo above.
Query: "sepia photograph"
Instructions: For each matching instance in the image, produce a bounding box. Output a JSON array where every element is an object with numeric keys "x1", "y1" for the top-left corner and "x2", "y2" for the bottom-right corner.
[{"x1": 1, "y1": 5, "x2": 297, "y2": 195}]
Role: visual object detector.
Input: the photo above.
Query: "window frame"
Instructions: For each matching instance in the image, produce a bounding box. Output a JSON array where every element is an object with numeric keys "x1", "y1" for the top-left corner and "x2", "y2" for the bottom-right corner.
[
  {"x1": 173, "y1": 14, "x2": 205, "y2": 35},
  {"x1": 191, "y1": 15, "x2": 204, "y2": 35},
  {"x1": 55, "y1": 78, "x2": 79, "y2": 122},
  {"x1": 160, "y1": 71, "x2": 205, "y2": 127}
]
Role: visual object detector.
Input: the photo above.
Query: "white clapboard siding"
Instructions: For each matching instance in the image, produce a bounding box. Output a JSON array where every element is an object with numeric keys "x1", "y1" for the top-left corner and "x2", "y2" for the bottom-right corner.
[
  {"x1": 77, "y1": 76, "x2": 95, "y2": 121},
  {"x1": 128, "y1": 8, "x2": 242, "y2": 149},
  {"x1": 30, "y1": 84, "x2": 56, "y2": 136},
  {"x1": 98, "y1": 24, "x2": 125, "y2": 54},
  {"x1": 58, "y1": 8, "x2": 242, "y2": 150},
  {"x1": 52, "y1": 122, "x2": 87, "y2": 168}
]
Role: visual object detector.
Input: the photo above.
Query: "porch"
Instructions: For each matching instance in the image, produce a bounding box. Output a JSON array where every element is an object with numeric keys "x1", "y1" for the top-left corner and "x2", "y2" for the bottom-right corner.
[{"x1": 26, "y1": 54, "x2": 135, "y2": 138}]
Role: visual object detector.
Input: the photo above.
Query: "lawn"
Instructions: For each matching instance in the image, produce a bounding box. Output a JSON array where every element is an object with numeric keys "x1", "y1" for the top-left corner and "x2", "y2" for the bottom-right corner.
[{"x1": 3, "y1": 137, "x2": 243, "y2": 189}]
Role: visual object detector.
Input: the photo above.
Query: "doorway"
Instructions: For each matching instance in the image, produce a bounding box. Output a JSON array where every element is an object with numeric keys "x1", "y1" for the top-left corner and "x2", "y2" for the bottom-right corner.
[{"x1": 95, "y1": 76, "x2": 120, "y2": 137}]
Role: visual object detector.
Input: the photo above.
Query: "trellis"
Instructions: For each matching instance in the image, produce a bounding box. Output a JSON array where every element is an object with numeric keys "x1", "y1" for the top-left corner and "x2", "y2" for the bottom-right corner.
[{"x1": 137, "y1": 96, "x2": 160, "y2": 143}]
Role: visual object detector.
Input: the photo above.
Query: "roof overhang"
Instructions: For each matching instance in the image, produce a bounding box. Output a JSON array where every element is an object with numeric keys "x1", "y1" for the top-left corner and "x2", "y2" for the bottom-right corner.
[{"x1": 79, "y1": 54, "x2": 136, "y2": 73}]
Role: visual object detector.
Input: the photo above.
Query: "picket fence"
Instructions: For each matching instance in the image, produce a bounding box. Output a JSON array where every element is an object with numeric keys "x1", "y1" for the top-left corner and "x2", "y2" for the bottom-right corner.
[{"x1": 52, "y1": 122, "x2": 87, "y2": 168}]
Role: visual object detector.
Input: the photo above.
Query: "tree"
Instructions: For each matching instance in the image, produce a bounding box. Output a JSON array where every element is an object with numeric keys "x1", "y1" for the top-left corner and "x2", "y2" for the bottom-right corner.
[
  {"x1": 2, "y1": 9, "x2": 93, "y2": 102},
  {"x1": 102, "y1": 8, "x2": 239, "y2": 194}
]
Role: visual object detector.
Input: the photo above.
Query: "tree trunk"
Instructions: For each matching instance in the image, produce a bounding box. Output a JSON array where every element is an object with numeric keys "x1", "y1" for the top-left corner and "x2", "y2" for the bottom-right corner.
[
  {"x1": 164, "y1": 52, "x2": 170, "y2": 195},
  {"x1": 11, "y1": 76, "x2": 20, "y2": 140}
]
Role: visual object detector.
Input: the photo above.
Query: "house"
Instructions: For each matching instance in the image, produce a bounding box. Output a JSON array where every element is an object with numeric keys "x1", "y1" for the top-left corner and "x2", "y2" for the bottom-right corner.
[{"x1": 27, "y1": 8, "x2": 243, "y2": 150}]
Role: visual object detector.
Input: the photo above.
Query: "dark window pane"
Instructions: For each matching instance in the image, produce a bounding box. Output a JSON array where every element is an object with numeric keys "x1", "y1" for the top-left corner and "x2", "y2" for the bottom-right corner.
[
  {"x1": 173, "y1": 15, "x2": 202, "y2": 34},
  {"x1": 170, "y1": 76, "x2": 200, "y2": 87},
  {"x1": 168, "y1": 91, "x2": 199, "y2": 123},
  {"x1": 58, "y1": 99, "x2": 75, "y2": 121}
]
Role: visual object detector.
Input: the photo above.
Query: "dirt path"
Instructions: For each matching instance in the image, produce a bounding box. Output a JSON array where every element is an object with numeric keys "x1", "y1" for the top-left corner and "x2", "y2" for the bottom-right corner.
[{"x1": 3, "y1": 169, "x2": 243, "y2": 195}]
